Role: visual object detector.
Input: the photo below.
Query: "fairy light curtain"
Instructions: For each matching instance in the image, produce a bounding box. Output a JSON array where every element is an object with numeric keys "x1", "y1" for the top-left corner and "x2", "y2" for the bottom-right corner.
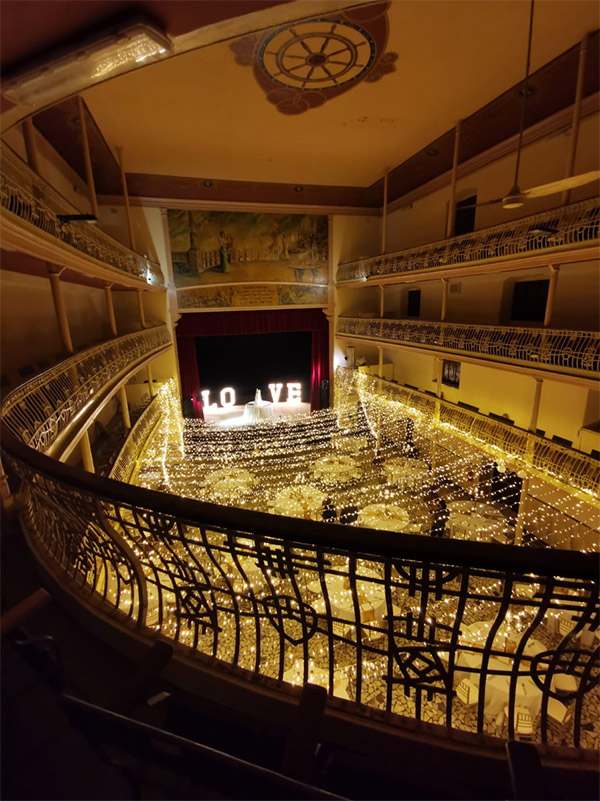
[{"x1": 176, "y1": 309, "x2": 329, "y2": 416}]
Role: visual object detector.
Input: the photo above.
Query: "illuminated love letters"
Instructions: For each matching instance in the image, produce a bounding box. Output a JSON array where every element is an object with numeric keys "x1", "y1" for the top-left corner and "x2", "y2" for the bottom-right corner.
[{"x1": 199, "y1": 383, "x2": 302, "y2": 409}]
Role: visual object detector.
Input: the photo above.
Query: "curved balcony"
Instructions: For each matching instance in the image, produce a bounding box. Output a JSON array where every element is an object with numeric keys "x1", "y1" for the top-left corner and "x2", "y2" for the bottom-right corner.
[
  {"x1": 337, "y1": 317, "x2": 599, "y2": 380},
  {"x1": 336, "y1": 199, "x2": 599, "y2": 284},
  {"x1": 1, "y1": 325, "x2": 171, "y2": 458},
  {"x1": 1, "y1": 355, "x2": 598, "y2": 758},
  {"x1": 0, "y1": 142, "x2": 163, "y2": 286}
]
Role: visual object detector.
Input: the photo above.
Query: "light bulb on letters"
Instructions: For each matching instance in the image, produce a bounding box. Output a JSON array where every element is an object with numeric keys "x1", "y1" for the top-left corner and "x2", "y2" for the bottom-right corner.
[
  {"x1": 269, "y1": 383, "x2": 283, "y2": 403},
  {"x1": 220, "y1": 387, "x2": 236, "y2": 407},
  {"x1": 287, "y1": 383, "x2": 302, "y2": 403}
]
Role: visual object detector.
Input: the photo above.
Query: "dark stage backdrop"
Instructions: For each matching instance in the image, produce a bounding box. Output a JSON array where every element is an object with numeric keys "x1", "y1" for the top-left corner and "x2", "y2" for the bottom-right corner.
[
  {"x1": 176, "y1": 309, "x2": 329, "y2": 418},
  {"x1": 195, "y1": 331, "x2": 312, "y2": 405}
]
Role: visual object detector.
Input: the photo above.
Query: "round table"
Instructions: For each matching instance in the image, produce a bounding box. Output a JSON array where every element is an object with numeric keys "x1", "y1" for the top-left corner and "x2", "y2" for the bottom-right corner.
[
  {"x1": 204, "y1": 467, "x2": 255, "y2": 501},
  {"x1": 243, "y1": 400, "x2": 274, "y2": 423},
  {"x1": 383, "y1": 458, "x2": 430, "y2": 490},
  {"x1": 331, "y1": 434, "x2": 368, "y2": 454},
  {"x1": 358, "y1": 504, "x2": 411, "y2": 533},
  {"x1": 311, "y1": 455, "x2": 359, "y2": 485},
  {"x1": 309, "y1": 568, "x2": 386, "y2": 625},
  {"x1": 457, "y1": 620, "x2": 545, "y2": 717},
  {"x1": 448, "y1": 512, "x2": 508, "y2": 542},
  {"x1": 273, "y1": 485, "x2": 326, "y2": 520}
]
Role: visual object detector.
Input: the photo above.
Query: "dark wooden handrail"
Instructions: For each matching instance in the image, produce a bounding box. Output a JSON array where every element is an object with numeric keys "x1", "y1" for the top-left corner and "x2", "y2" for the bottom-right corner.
[{"x1": 1, "y1": 423, "x2": 597, "y2": 580}]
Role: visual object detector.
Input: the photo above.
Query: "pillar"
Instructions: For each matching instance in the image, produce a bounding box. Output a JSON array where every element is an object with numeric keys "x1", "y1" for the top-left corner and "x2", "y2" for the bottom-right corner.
[
  {"x1": 446, "y1": 120, "x2": 461, "y2": 238},
  {"x1": 104, "y1": 283, "x2": 117, "y2": 337},
  {"x1": 47, "y1": 266, "x2": 74, "y2": 354},
  {"x1": 381, "y1": 169, "x2": 389, "y2": 254},
  {"x1": 543, "y1": 265, "x2": 560, "y2": 327},
  {"x1": 22, "y1": 117, "x2": 40, "y2": 174},
  {"x1": 137, "y1": 289, "x2": 147, "y2": 329},
  {"x1": 116, "y1": 146, "x2": 136, "y2": 251},
  {"x1": 119, "y1": 385, "x2": 131, "y2": 431},
  {"x1": 80, "y1": 430, "x2": 95, "y2": 473},
  {"x1": 147, "y1": 364, "x2": 155, "y2": 397},
  {"x1": 440, "y1": 278, "x2": 449, "y2": 322},
  {"x1": 77, "y1": 95, "x2": 98, "y2": 218},
  {"x1": 561, "y1": 34, "x2": 588, "y2": 205}
]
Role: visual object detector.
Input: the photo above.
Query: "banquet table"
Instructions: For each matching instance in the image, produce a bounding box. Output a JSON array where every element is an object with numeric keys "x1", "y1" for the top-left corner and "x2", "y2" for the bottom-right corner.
[
  {"x1": 273, "y1": 485, "x2": 326, "y2": 520},
  {"x1": 204, "y1": 467, "x2": 256, "y2": 501},
  {"x1": 311, "y1": 455, "x2": 359, "y2": 485},
  {"x1": 382, "y1": 458, "x2": 430, "y2": 490},
  {"x1": 448, "y1": 512, "x2": 508, "y2": 542},
  {"x1": 357, "y1": 503, "x2": 414, "y2": 533},
  {"x1": 457, "y1": 620, "x2": 545, "y2": 717},
  {"x1": 308, "y1": 568, "x2": 386, "y2": 625},
  {"x1": 243, "y1": 400, "x2": 274, "y2": 423}
]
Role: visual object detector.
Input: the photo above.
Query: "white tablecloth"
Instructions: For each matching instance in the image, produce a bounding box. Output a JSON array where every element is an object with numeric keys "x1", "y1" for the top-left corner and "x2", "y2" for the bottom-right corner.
[
  {"x1": 457, "y1": 620, "x2": 545, "y2": 717},
  {"x1": 309, "y1": 568, "x2": 386, "y2": 625},
  {"x1": 449, "y1": 512, "x2": 508, "y2": 542},
  {"x1": 312, "y1": 455, "x2": 359, "y2": 485},
  {"x1": 243, "y1": 401, "x2": 274, "y2": 423},
  {"x1": 383, "y1": 458, "x2": 430, "y2": 490},
  {"x1": 358, "y1": 504, "x2": 411, "y2": 533},
  {"x1": 204, "y1": 467, "x2": 255, "y2": 500},
  {"x1": 273, "y1": 485, "x2": 326, "y2": 520}
]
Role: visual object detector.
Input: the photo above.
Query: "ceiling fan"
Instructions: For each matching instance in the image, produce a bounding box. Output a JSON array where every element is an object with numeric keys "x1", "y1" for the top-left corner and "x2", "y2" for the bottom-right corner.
[{"x1": 464, "y1": 0, "x2": 600, "y2": 211}]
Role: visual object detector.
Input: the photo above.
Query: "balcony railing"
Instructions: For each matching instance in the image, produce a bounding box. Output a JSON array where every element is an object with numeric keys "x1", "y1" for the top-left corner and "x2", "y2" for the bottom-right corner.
[
  {"x1": 1, "y1": 361, "x2": 598, "y2": 754},
  {"x1": 337, "y1": 317, "x2": 600, "y2": 377},
  {"x1": 337, "y1": 367, "x2": 600, "y2": 502},
  {"x1": 0, "y1": 143, "x2": 163, "y2": 285},
  {"x1": 0, "y1": 325, "x2": 171, "y2": 456},
  {"x1": 336, "y1": 199, "x2": 600, "y2": 283}
]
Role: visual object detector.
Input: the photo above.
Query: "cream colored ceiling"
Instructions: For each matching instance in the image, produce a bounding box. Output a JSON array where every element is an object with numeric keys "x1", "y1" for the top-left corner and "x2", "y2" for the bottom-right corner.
[{"x1": 83, "y1": 0, "x2": 599, "y2": 188}]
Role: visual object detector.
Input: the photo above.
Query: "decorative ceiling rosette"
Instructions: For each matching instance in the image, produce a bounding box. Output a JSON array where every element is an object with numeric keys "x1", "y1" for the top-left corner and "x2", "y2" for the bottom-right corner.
[{"x1": 230, "y1": 2, "x2": 397, "y2": 115}]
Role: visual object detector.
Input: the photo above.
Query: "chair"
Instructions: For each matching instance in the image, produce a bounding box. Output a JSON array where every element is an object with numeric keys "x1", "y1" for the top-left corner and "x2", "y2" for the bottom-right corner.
[
  {"x1": 547, "y1": 698, "x2": 571, "y2": 725},
  {"x1": 506, "y1": 705, "x2": 534, "y2": 740},
  {"x1": 457, "y1": 678, "x2": 478, "y2": 706},
  {"x1": 551, "y1": 673, "x2": 578, "y2": 695}
]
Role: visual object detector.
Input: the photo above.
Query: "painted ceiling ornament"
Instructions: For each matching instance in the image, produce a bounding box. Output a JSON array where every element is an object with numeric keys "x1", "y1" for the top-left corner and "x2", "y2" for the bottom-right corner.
[{"x1": 230, "y1": 2, "x2": 397, "y2": 115}]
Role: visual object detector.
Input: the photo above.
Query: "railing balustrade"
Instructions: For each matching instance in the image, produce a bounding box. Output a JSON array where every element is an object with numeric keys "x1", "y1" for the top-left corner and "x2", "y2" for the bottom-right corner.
[
  {"x1": 337, "y1": 199, "x2": 600, "y2": 283},
  {"x1": 337, "y1": 317, "x2": 600, "y2": 377},
  {"x1": 0, "y1": 326, "x2": 171, "y2": 455},
  {"x1": 0, "y1": 363, "x2": 598, "y2": 753},
  {"x1": 339, "y1": 368, "x2": 600, "y2": 501},
  {"x1": 0, "y1": 143, "x2": 163, "y2": 285}
]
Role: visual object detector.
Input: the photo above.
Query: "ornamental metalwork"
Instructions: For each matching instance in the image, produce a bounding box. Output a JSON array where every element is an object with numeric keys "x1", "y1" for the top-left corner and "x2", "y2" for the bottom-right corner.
[
  {"x1": 1, "y1": 357, "x2": 598, "y2": 752},
  {"x1": 0, "y1": 142, "x2": 163, "y2": 285},
  {"x1": 337, "y1": 317, "x2": 600, "y2": 377},
  {"x1": 0, "y1": 326, "x2": 170, "y2": 454},
  {"x1": 336, "y1": 198, "x2": 599, "y2": 282}
]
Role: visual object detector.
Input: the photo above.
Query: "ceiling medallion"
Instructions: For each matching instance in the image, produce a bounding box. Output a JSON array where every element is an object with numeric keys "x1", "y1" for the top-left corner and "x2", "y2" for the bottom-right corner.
[{"x1": 230, "y1": 1, "x2": 397, "y2": 115}]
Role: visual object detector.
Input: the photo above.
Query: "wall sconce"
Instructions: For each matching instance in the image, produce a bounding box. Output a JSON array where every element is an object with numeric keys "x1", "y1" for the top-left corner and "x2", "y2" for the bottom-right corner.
[{"x1": 3, "y1": 22, "x2": 172, "y2": 107}]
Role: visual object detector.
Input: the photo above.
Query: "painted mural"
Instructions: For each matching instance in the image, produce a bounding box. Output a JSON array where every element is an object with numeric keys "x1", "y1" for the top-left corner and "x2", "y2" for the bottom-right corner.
[
  {"x1": 167, "y1": 210, "x2": 329, "y2": 306},
  {"x1": 177, "y1": 283, "x2": 328, "y2": 310}
]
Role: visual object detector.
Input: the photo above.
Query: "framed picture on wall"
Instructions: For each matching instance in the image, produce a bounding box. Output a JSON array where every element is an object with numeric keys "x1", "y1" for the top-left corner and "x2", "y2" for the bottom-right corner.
[{"x1": 442, "y1": 359, "x2": 461, "y2": 388}]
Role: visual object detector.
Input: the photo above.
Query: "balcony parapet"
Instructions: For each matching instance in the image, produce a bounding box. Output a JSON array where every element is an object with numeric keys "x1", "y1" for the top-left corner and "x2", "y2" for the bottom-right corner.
[
  {"x1": 0, "y1": 325, "x2": 171, "y2": 458},
  {"x1": 337, "y1": 199, "x2": 599, "y2": 284},
  {"x1": 0, "y1": 142, "x2": 163, "y2": 286},
  {"x1": 337, "y1": 317, "x2": 599, "y2": 379},
  {"x1": 337, "y1": 367, "x2": 599, "y2": 503}
]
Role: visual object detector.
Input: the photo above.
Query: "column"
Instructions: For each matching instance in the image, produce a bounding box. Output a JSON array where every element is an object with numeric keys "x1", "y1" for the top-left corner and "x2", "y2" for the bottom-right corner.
[
  {"x1": 381, "y1": 169, "x2": 389, "y2": 254},
  {"x1": 22, "y1": 117, "x2": 40, "y2": 174},
  {"x1": 47, "y1": 266, "x2": 74, "y2": 354},
  {"x1": 116, "y1": 146, "x2": 136, "y2": 251},
  {"x1": 77, "y1": 95, "x2": 98, "y2": 218},
  {"x1": 137, "y1": 289, "x2": 147, "y2": 329},
  {"x1": 147, "y1": 364, "x2": 155, "y2": 397},
  {"x1": 80, "y1": 430, "x2": 95, "y2": 473},
  {"x1": 379, "y1": 285, "x2": 385, "y2": 318},
  {"x1": 104, "y1": 283, "x2": 117, "y2": 337},
  {"x1": 119, "y1": 385, "x2": 131, "y2": 431},
  {"x1": 446, "y1": 120, "x2": 461, "y2": 238},
  {"x1": 440, "y1": 278, "x2": 449, "y2": 322},
  {"x1": 543, "y1": 265, "x2": 560, "y2": 327},
  {"x1": 561, "y1": 33, "x2": 588, "y2": 205}
]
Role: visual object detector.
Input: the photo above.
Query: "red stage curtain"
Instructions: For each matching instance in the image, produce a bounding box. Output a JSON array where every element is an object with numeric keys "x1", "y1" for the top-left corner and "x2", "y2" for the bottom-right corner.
[
  {"x1": 177, "y1": 336, "x2": 204, "y2": 419},
  {"x1": 176, "y1": 309, "x2": 329, "y2": 413}
]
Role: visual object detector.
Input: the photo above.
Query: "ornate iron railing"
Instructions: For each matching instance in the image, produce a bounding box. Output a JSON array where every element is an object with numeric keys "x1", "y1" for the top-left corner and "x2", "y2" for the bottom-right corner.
[
  {"x1": 1, "y1": 359, "x2": 598, "y2": 753},
  {"x1": 0, "y1": 143, "x2": 163, "y2": 285},
  {"x1": 337, "y1": 318, "x2": 600, "y2": 377},
  {"x1": 0, "y1": 326, "x2": 171, "y2": 455},
  {"x1": 337, "y1": 199, "x2": 600, "y2": 283},
  {"x1": 337, "y1": 368, "x2": 600, "y2": 502}
]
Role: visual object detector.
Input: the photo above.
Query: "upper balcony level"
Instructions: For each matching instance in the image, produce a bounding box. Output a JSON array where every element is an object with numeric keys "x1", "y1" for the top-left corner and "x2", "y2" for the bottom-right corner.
[
  {"x1": 337, "y1": 317, "x2": 599, "y2": 383},
  {"x1": 0, "y1": 142, "x2": 163, "y2": 289},
  {"x1": 337, "y1": 199, "x2": 600, "y2": 286}
]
